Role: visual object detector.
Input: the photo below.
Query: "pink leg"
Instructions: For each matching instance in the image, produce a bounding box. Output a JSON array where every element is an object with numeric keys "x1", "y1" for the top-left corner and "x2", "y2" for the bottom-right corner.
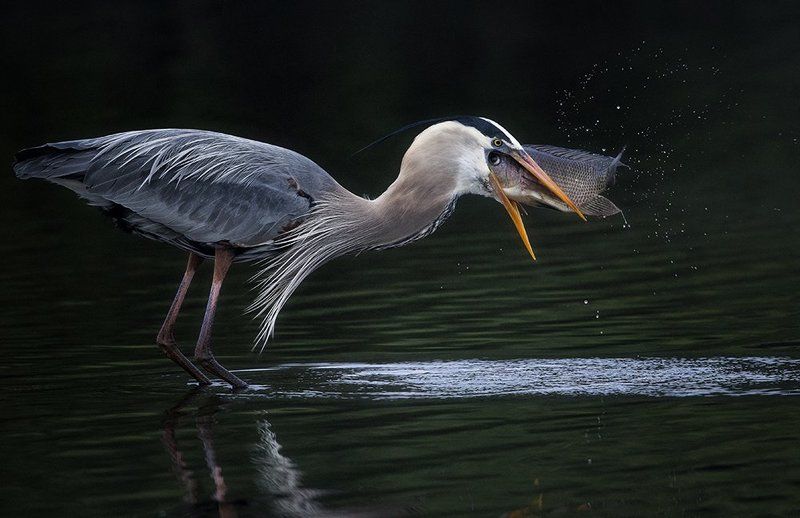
[
  {"x1": 157, "y1": 253, "x2": 211, "y2": 385},
  {"x1": 193, "y1": 248, "x2": 248, "y2": 389}
]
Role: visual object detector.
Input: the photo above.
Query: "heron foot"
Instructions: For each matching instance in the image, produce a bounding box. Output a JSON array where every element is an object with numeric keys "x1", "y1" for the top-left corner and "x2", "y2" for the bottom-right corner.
[
  {"x1": 158, "y1": 340, "x2": 212, "y2": 385},
  {"x1": 196, "y1": 355, "x2": 249, "y2": 390}
]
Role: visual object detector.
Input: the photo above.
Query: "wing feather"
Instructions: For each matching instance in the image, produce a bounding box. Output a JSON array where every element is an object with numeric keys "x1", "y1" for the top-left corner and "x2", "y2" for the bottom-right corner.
[{"x1": 15, "y1": 129, "x2": 342, "y2": 250}]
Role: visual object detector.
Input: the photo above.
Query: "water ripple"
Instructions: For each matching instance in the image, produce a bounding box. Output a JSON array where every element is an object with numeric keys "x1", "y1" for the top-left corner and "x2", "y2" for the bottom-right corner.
[{"x1": 235, "y1": 356, "x2": 800, "y2": 399}]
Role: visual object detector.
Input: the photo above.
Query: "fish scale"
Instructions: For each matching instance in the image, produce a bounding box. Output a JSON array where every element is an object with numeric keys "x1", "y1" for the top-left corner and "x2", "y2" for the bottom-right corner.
[{"x1": 493, "y1": 144, "x2": 624, "y2": 217}]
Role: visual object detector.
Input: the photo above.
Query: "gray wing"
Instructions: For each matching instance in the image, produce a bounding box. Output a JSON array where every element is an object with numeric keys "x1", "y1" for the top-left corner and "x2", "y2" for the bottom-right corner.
[{"x1": 14, "y1": 129, "x2": 341, "y2": 252}]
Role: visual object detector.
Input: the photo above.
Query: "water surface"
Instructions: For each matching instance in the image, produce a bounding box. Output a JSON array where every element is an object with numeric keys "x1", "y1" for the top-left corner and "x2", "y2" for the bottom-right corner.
[{"x1": 2, "y1": 3, "x2": 799, "y2": 517}]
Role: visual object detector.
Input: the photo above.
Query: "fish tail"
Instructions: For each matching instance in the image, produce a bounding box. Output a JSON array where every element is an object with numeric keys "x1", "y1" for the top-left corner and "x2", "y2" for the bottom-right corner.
[{"x1": 612, "y1": 146, "x2": 629, "y2": 169}]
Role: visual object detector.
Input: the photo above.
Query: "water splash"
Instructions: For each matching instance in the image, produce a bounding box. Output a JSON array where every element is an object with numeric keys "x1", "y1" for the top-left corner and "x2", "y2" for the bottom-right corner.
[{"x1": 234, "y1": 357, "x2": 800, "y2": 400}]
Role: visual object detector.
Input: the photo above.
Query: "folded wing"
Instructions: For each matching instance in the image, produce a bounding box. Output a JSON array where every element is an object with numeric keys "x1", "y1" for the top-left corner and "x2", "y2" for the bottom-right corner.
[{"x1": 14, "y1": 129, "x2": 341, "y2": 257}]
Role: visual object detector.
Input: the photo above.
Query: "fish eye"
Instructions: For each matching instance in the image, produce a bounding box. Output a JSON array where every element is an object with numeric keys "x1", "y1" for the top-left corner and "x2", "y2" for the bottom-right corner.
[
  {"x1": 488, "y1": 152, "x2": 501, "y2": 166},
  {"x1": 491, "y1": 138, "x2": 503, "y2": 148}
]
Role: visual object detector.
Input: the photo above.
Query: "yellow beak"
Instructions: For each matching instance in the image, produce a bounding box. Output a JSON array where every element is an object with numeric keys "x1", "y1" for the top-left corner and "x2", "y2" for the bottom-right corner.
[
  {"x1": 509, "y1": 148, "x2": 586, "y2": 221},
  {"x1": 489, "y1": 149, "x2": 585, "y2": 262},
  {"x1": 489, "y1": 172, "x2": 537, "y2": 261}
]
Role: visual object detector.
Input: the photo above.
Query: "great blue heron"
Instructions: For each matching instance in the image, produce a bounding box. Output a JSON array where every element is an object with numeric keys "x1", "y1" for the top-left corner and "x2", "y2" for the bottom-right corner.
[{"x1": 13, "y1": 116, "x2": 619, "y2": 389}]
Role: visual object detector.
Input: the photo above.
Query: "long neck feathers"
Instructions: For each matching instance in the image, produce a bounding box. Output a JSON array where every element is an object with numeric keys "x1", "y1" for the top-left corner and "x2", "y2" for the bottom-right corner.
[{"x1": 248, "y1": 162, "x2": 457, "y2": 350}]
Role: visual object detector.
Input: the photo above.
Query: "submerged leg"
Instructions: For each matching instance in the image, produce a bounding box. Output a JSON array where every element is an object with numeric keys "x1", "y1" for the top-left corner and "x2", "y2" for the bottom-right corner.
[
  {"x1": 157, "y1": 253, "x2": 211, "y2": 385},
  {"x1": 194, "y1": 248, "x2": 248, "y2": 389}
]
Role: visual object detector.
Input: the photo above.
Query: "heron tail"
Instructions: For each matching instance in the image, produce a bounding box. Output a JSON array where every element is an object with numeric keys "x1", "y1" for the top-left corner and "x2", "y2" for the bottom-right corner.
[
  {"x1": 12, "y1": 139, "x2": 118, "y2": 208},
  {"x1": 12, "y1": 139, "x2": 101, "y2": 181}
]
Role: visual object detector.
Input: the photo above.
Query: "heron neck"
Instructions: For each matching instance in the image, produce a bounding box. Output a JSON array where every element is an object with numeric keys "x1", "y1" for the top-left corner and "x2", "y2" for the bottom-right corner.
[
  {"x1": 248, "y1": 169, "x2": 456, "y2": 344},
  {"x1": 324, "y1": 171, "x2": 455, "y2": 250}
]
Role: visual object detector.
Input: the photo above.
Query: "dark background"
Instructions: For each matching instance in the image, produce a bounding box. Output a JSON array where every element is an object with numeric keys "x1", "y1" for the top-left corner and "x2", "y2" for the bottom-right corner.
[
  {"x1": 3, "y1": 1, "x2": 798, "y2": 193},
  {"x1": 1, "y1": 2, "x2": 799, "y2": 516}
]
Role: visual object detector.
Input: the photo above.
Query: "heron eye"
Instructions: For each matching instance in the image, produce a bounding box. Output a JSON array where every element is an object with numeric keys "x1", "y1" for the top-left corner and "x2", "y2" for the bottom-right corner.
[
  {"x1": 488, "y1": 152, "x2": 501, "y2": 166},
  {"x1": 492, "y1": 138, "x2": 503, "y2": 148}
]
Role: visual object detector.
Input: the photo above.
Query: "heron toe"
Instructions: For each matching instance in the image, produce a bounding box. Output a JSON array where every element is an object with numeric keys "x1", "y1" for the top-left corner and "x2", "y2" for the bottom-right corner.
[{"x1": 196, "y1": 356, "x2": 248, "y2": 389}]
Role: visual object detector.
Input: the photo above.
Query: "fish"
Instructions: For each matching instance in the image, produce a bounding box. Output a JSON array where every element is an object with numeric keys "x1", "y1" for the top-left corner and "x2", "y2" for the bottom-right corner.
[{"x1": 491, "y1": 144, "x2": 625, "y2": 217}]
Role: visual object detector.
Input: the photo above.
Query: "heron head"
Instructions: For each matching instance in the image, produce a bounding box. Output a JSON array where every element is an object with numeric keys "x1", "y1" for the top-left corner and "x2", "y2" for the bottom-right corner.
[{"x1": 403, "y1": 116, "x2": 585, "y2": 260}]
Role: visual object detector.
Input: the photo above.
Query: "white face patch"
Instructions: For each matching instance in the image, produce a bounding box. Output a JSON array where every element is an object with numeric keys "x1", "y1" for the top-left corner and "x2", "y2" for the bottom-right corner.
[{"x1": 401, "y1": 120, "x2": 528, "y2": 201}]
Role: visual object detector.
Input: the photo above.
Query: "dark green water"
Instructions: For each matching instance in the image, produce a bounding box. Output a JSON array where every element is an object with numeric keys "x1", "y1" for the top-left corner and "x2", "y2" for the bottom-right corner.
[{"x1": 2, "y1": 3, "x2": 799, "y2": 516}]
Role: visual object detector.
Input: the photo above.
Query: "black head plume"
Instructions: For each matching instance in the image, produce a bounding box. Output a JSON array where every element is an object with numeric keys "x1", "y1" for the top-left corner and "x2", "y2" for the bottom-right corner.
[{"x1": 351, "y1": 115, "x2": 513, "y2": 158}]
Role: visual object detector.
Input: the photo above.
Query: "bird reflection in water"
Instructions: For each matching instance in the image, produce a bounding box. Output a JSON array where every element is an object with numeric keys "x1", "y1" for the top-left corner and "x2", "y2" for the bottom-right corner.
[
  {"x1": 161, "y1": 390, "x2": 410, "y2": 517},
  {"x1": 162, "y1": 390, "x2": 246, "y2": 517}
]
